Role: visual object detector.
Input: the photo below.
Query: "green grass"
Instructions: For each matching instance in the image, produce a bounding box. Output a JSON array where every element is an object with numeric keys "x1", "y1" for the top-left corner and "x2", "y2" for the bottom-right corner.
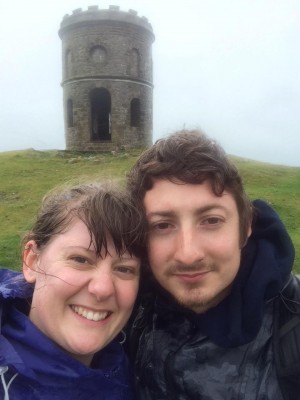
[
  {"x1": 0, "y1": 149, "x2": 299, "y2": 273},
  {"x1": 233, "y1": 157, "x2": 300, "y2": 262}
]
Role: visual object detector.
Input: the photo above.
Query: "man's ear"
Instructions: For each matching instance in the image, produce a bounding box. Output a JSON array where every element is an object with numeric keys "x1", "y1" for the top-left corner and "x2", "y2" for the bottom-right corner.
[
  {"x1": 241, "y1": 224, "x2": 252, "y2": 249},
  {"x1": 23, "y1": 240, "x2": 39, "y2": 283}
]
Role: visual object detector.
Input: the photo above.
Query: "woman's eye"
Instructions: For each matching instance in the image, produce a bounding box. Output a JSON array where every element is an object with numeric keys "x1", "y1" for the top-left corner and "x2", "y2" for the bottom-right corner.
[
  {"x1": 115, "y1": 265, "x2": 139, "y2": 278},
  {"x1": 117, "y1": 266, "x2": 130, "y2": 273},
  {"x1": 71, "y1": 256, "x2": 88, "y2": 264}
]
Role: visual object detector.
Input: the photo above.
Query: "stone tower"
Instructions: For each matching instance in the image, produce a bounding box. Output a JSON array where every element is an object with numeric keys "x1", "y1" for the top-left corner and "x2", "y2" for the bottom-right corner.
[{"x1": 58, "y1": 5, "x2": 155, "y2": 151}]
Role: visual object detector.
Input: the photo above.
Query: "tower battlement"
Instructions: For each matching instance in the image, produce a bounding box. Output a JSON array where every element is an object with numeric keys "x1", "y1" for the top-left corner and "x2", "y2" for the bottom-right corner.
[{"x1": 59, "y1": 5, "x2": 154, "y2": 39}]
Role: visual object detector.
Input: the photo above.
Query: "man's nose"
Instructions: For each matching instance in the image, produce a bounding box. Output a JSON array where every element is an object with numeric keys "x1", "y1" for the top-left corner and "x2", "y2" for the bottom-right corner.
[
  {"x1": 88, "y1": 269, "x2": 115, "y2": 301},
  {"x1": 173, "y1": 227, "x2": 204, "y2": 265}
]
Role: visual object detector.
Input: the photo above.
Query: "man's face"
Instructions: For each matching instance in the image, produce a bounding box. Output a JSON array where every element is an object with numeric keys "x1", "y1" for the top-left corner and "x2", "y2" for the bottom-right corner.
[{"x1": 144, "y1": 179, "x2": 250, "y2": 313}]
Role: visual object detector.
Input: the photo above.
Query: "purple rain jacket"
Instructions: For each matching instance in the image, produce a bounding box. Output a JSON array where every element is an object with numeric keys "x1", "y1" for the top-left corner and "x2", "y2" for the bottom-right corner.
[{"x1": 0, "y1": 268, "x2": 134, "y2": 400}]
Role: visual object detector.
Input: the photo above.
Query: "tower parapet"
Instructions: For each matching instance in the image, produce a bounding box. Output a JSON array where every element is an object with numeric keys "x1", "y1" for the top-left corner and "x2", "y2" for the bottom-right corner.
[{"x1": 60, "y1": 5, "x2": 153, "y2": 35}]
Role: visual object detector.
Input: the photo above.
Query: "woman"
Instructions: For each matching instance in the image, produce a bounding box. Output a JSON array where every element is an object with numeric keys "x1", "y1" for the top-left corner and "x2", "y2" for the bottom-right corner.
[{"x1": 0, "y1": 182, "x2": 145, "y2": 399}]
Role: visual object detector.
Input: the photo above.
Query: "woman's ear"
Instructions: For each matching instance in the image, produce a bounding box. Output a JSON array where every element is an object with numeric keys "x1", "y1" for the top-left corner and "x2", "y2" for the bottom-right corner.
[
  {"x1": 23, "y1": 240, "x2": 39, "y2": 283},
  {"x1": 247, "y1": 225, "x2": 252, "y2": 240}
]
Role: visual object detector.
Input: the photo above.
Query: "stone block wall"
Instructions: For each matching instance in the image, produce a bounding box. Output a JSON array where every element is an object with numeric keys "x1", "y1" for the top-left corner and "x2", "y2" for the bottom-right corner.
[{"x1": 59, "y1": 5, "x2": 155, "y2": 151}]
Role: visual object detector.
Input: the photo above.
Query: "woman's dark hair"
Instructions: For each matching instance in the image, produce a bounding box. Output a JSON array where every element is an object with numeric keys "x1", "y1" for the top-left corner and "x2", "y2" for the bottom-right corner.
[{"x1": 23, "y1": 182, "x2": 146, "y2": 258}]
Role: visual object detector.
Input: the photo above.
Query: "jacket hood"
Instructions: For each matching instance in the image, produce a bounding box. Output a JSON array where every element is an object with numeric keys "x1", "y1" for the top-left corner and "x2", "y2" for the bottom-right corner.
[
  {"x1": 195, "y1": 199, "x2": 295, "y2": 347},
  {"x1": 0, "y1": 268, "x2": 33, "y2": 300}
]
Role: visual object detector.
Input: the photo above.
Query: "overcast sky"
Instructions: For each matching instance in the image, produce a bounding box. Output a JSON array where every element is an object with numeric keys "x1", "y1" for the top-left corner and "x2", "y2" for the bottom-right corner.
[{"x1": 1, "y1": 0, "x2": 300, "y2": 166}]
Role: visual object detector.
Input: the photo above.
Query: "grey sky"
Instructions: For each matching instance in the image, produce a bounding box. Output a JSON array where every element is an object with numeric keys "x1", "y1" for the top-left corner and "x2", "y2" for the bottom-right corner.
[{"x1": 1, "y1": 0, "x2": 299, "y2": 166}]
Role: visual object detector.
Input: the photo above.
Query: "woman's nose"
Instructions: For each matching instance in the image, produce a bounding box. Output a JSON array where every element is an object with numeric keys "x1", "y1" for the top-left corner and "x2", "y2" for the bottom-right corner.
[{"x1": 88, "y1": 270, "x2": 115, "y2": 301}]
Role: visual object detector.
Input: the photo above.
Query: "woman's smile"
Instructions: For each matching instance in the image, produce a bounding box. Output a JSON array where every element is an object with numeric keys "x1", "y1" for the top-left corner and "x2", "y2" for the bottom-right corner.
[{"x1": 71, "y1": 305, "x2": 111, "y2": 322}]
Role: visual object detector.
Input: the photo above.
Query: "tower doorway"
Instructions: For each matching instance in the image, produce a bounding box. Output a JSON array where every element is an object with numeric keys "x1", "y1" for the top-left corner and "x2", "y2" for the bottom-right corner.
[{"x1": 90, "y1": 88, "x2": 111, "y2": 141}]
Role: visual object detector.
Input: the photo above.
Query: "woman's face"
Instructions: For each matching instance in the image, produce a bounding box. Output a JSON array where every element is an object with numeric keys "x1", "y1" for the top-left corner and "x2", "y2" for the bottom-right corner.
[{"x1": 23, "y1": 218, "x2": 140, "y2": 366}]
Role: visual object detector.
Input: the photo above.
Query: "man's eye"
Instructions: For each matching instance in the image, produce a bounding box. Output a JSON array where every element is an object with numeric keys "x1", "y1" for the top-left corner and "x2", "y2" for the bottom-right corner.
[
  {"x1": 202, "y1": 217, "x2": 222, "y2": 225},
  {"x1": 153, "y1": 222, "x2": 172, "y2": 230}
]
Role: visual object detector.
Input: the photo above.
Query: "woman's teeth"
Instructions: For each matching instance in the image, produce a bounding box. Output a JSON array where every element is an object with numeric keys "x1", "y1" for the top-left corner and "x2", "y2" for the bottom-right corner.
[{"x1": 72, "y1": 305, "x2": 109, "y2": 321}]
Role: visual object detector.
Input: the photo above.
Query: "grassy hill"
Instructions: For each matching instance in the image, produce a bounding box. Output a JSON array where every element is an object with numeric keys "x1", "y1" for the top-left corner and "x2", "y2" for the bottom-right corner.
[{"x1": 0, "y1": 148, "x2": 299, "y2": 273}]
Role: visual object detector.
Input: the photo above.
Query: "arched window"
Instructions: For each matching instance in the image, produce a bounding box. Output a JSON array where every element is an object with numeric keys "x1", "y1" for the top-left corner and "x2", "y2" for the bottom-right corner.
[
  {"x1": 90, "y1": 46, "x2": 107, "y2": 65},
  {"x1": 130, "y1": 98, "x2": 141, "y2": 127},
  {"x1": 90, "y1": 88, "x2": 111, "y2": 141},
  {"x1": 67, "y1": 99, "x2": 73, "y2": 128}
]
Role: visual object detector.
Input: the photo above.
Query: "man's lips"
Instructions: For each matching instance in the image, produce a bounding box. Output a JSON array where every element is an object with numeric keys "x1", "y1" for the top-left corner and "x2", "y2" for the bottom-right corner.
[{"x1": 173, "y1": 271, "x2": 210, "y2": 283}]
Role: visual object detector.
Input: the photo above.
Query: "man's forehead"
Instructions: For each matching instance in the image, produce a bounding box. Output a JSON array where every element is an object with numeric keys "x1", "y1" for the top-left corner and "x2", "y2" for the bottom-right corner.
[{"x1": 143, "y1": 179, "x2": 236, "y2": 212}]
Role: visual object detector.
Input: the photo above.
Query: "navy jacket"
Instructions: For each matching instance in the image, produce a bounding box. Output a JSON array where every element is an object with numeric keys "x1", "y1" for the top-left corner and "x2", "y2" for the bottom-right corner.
[
  {"x1": 129, "y1": 200, "x2": 298, "y2": 399},
  {"x1": 0, "y1": 269, "x2": 134, "y2": 399}
]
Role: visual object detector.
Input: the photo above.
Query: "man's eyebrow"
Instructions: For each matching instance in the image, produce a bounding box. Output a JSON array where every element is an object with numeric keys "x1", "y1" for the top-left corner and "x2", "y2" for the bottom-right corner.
[
  {"x1": 194, "y1": 204, "x2": 229, "y2": 214},
  {"x1": 147, "y1": 204, "x2": 229, "y2": 218},
  {"x1": 146, "y1": 211, "x2": 176, "y2": 218}
]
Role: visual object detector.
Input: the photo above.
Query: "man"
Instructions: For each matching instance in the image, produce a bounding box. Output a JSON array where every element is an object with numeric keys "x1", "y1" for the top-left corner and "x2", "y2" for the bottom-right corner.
[{"x1": 127, "y1": 130, "x2": 300, "y2": 400}]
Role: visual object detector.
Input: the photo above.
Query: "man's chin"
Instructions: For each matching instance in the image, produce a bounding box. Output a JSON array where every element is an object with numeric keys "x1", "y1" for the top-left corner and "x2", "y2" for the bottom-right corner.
[
  {"x1": 170, "y1": 293, "x2": 212, "y2": 314},
  {"x1": 170, "y1": 288, "x2": 222, "y2": 314}
]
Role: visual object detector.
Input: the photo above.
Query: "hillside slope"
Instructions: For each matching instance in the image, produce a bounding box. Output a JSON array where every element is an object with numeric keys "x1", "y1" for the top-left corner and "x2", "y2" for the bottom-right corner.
[{"x1": 0, "y1": 149, "x2": 299, "y2": 272}]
